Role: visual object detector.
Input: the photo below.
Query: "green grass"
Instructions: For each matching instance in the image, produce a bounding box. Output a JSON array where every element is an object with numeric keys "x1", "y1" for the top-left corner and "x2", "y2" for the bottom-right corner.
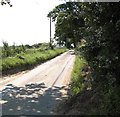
[
  {"x1": 70, "y1": 55, "x2": 86, "y2": 95},
  {"x1": 1, "y1": 48, "x2": 67, "y2": 75}
]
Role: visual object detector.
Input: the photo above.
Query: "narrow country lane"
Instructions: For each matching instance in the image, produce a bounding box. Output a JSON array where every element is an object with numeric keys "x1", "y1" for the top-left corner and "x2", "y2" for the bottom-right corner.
[{"x1": 0, "y1": 51, "x2": 75, "y2": 115}]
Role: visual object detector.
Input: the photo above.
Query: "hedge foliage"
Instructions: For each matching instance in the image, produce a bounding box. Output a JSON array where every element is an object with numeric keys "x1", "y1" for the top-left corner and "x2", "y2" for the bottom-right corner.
[{"x1": 49, "y1": 2, "x2": 120, "y2": 115}]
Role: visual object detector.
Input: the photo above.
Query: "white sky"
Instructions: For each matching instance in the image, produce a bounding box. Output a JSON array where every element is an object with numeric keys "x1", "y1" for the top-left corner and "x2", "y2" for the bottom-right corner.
[{"x1": 0, "y1": 0, "x2": 65, "y2": 46}]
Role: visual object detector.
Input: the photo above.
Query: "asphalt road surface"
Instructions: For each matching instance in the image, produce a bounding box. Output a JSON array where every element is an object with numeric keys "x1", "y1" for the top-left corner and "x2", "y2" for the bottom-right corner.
[{"x1": 0, "y1": 50, "x2": 75, "y2": 115}]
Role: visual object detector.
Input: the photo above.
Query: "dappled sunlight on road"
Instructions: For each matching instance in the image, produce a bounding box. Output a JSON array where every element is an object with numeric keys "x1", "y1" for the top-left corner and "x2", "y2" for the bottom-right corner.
[{"x1": 2, "y1": 82, "x2": 69, "y2": 115}]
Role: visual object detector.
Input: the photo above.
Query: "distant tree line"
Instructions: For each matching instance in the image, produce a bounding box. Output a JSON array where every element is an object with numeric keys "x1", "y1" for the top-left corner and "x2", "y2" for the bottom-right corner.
[{"x1": 2, "y1": 41, "x2": 50, "y2": 58}]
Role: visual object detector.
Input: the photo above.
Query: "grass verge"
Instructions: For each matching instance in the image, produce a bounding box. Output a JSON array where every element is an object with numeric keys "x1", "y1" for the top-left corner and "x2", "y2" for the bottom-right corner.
[
  {"x1": 70, "y1": 55, "x2": 87, "y2": 95},
  {"x1": 55, "y1": 55, "x2": 103, "y2": 115},
  {"x1": 1, "y1": 48, "x2": 67, "y2": 76}
]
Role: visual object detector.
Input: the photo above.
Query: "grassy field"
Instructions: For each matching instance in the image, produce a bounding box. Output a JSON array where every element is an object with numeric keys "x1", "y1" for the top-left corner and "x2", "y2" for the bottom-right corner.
[{"x1": 1, "y1": 48, "x2": 67, "y2": 76}]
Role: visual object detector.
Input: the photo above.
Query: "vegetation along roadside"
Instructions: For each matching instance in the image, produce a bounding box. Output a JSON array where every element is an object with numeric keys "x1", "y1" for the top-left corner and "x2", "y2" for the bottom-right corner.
[
  {"x1": 55, "y1": 54, "x2": 103, "y2": 115},
  {"x1": 49, "y1": 2, "x2": 120, "y2": 115},
  {"x1": 1, "y1": 42, "x2": 67, "y2": 76}
]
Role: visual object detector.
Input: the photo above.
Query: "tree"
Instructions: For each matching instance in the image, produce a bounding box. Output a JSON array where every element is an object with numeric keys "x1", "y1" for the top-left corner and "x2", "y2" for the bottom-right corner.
[
  {"x1": 1, "y1": 0, "x2": 12, "y2": 7},
  {"x1": 2, "y1": 41, "x2": 9, "y2": 57},
  {"x1": 49, "y1": 2, "x2": 120, "y2": 114},
  {"x1": 47, "y1": 2, "x2": 85, "y2": 48}
]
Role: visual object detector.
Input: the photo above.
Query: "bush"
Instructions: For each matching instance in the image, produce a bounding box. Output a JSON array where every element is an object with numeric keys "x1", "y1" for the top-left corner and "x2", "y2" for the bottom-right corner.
[
  {"x1": 79, "y1": 3, "x2": 120, "y2": 114},
  {"x1": 101, "y1": 86, "x2": 120, "y2": 115}
]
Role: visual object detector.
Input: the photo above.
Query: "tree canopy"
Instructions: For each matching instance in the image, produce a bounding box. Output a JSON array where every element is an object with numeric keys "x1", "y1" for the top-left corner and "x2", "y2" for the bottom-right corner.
[
  {"x1": 1, "y1": 0, "x2": 12, "y2": 7},
  {"x1": 48, "y1": 2, "x2": 85, "y2": 48},
  {"x1": 48, "y1": 2, "x2": 120, "y2": 114}
]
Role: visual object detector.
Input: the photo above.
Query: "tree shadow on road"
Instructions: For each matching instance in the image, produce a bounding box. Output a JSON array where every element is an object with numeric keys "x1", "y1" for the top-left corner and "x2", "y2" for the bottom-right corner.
[{"x1": 2, "y1": 83, "x2": 70, "y2": 115}]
